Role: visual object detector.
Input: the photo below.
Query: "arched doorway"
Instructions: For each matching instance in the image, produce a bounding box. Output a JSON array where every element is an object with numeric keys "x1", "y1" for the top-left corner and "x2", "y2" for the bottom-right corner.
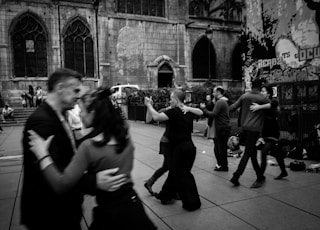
[
  {"x1": 158, "y1": 63, "x2": 173, "y2": 88},
  {"x1": 192, "y1": 36, "x2": 216, "y2": 79}
]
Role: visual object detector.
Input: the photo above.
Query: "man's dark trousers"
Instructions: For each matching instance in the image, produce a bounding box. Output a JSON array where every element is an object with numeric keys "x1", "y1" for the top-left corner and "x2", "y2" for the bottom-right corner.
[
  {"x1": 233, "y1": 130, "x2": 264, "y2": 180},
  {"x1": 214, "y1": 126, "x2": 231, "y2": 168}
]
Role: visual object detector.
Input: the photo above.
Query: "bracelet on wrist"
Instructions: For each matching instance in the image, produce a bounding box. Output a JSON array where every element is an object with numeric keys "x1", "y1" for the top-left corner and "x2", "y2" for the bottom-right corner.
[
  {"x1": 40, "y1": 157, "x2": 53, "y2": 171},
  {"x1": 37, "y1": 155, "x2": 50, "y2": 164}
]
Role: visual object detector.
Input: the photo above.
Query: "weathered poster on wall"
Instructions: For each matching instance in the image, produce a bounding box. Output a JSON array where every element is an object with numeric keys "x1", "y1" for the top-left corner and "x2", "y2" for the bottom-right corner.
[{"x1": 243, "y1": 0, "x2": 320, "y2": 90}]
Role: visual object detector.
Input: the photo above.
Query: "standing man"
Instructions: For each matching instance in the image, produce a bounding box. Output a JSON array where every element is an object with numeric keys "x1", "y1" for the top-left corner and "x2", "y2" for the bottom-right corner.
[
  {"x1": 144, "y1": 89, "x2": 202, "y2": 211},
  {"x1": 200, "y1": 86, "x2": 230, "y2": 171},
  {"x1": 229, "y1": 79, "x2": 269, "y2": 188},
  {"x1": 21, "y1": 68, "x2": 127, "y2": 230}
]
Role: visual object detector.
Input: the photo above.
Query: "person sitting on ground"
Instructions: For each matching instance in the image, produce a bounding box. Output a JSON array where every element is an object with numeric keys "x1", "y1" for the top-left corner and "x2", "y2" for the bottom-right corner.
[{"x1": 2, "y1": 104, "x2": 14, "y2": 122}]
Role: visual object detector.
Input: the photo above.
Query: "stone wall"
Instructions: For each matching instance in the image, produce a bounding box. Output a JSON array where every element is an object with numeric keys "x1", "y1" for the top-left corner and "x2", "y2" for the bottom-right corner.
[{"x1": 0, "y1": 0, "x2": 242, "y2": 106}]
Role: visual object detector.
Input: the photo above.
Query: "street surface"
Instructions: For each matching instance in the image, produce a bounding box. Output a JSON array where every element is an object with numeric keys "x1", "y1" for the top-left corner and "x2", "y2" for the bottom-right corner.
[{"x1": 1, "y1": 121, "x2": 320, "y2": 230}]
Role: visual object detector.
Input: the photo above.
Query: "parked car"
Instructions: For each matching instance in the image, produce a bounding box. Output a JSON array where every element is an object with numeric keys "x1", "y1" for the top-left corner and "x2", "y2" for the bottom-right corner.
[{"x1": 111, "y1": 84, "x2": 140, "y2": 103}]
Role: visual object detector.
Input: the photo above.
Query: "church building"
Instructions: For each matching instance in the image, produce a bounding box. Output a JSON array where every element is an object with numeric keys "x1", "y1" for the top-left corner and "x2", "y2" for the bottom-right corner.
[{"x1": 0, "y1": 0, "x2": 243, "y2": 105}]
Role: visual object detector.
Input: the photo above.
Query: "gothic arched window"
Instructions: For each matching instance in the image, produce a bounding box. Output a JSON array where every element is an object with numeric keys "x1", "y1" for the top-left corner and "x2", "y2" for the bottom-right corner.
[
  {"x1": 64, "y1": 19, "x2": 94, "y2": 77},
  {"x1": 117, "y1": 0, "x2": 165, "y2": 17},
  {"x1": 189, "y1": 1, "x2": 202, "y2": 17},
  {"x1": 11, "y1": 13, "x2": 47, "y2": 77}
]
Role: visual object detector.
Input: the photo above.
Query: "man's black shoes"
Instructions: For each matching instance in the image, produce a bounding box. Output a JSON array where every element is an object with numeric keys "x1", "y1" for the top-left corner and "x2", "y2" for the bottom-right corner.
[
  {"x1": 230, "y1": 176, "x2": 240, "y2": 186},
  {"x1": 154, "y1": 193, "x2": 175, "y2": 205},
  {"x1": 274, "y1": 172, "x2": 288, "y2": 180},
  {"x1": 214, "y1": 166, "x2": 228, "y2": 172},
  {"x1": 250, "y1": 176, "x2": 266, "y2": 188},
  {"x1": 144, "y1": 182, "x2": 154, "y2": 196}
]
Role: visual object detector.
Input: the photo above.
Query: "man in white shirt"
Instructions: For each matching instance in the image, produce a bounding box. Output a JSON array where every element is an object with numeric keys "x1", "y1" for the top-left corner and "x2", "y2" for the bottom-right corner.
[{"x1": 68, "y1": 103, "x2": 82, "y2": 138}]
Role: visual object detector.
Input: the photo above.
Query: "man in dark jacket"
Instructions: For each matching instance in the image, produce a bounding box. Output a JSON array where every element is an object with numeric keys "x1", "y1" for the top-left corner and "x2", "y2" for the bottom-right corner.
[
  {"x1": 229, "y1": 79, "x2": 269, "y2": 188},
  {"x1": 21, "y1": 68, "x2": 127, "y2": 230},
  {"x1": 201, "y1": 86, "x2": 230, "y2": 171}
]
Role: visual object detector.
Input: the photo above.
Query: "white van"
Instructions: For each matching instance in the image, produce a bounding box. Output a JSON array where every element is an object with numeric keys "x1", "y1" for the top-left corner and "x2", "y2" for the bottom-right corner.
[{"x1": 111, "y1": 84, "x2": 140, "y2": 102}]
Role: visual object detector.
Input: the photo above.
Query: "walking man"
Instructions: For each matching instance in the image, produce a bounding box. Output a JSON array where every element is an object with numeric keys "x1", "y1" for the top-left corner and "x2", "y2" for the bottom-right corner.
[
  {"x1": 200, "y1": 86, "x2": 230, "y2": 171},
  {"x1": 229, "y1": 79, "x2": 269, "y2": 188},
  {"x1": 21, "y1": 68, "x2": 127, "y2": 230}
]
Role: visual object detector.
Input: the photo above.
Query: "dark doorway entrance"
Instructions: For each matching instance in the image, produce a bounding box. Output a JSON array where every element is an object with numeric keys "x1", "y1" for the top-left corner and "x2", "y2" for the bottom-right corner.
[
  {"x1": 192, "y1": 36, "x2": 216, "y2": 79},
  {"x1": 232, "y1": 43, "x2": 242, "y2": 80},
  {"x1": 158, "y1": 64, "x2": 173, "y2": 88}
]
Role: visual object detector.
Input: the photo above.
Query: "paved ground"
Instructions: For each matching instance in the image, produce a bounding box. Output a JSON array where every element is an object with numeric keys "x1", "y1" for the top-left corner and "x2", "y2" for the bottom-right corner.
[{"x1": 1, "y1": 121, "x2": 320, "y2": 230}]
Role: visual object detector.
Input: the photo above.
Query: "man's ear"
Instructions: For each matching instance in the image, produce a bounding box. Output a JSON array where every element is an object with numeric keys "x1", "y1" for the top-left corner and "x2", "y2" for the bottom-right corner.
[
  {"x1": 55, "y1": 82, "x2": 64, "y2": 93},
  {"x1": 90, "y1": 110, "x2": 95, "y2": 117}
]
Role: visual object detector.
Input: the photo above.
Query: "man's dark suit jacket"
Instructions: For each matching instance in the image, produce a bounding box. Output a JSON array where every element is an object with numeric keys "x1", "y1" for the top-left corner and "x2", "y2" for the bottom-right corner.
[{"x1": 21, "y1": 101, "x2": 95, "y2": 230}]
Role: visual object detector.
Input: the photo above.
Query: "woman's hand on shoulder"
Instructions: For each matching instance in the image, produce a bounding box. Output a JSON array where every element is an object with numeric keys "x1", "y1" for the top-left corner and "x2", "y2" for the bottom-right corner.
[
  {"x1": 179, "y1": 105, "x2": 190, "y2": 114},
  {"x1": 28, "y1": 130, "x2": 54, "y2": 159}
]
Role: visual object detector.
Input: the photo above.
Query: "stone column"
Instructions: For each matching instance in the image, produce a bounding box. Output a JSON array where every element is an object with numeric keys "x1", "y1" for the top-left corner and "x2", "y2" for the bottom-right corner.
[{"x1": 51, "y1": 3, "x2": 61, "y2": 71}]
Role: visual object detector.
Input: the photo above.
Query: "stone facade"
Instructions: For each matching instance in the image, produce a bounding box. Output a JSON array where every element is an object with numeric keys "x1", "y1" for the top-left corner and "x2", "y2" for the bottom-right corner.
[{"x1": 0, "y1": 0, "x2": 242, "y2": 106}]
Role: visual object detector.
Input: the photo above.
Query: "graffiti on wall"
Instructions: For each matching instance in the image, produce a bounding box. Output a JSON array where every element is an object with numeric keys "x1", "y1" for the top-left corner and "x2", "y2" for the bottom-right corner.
[
  {"x1": 243, "y1": 57, "x2": 319, "y2": 88},
  {"x1": 244, "y1": 0, "x2": 320, "y2": 90},
  {"x1": 299, "y1": 45, "x2": 320, "y2": 61},
  {"x1": 116, "y1": 25, "x2": 144, "y2": 78},
  {"x1": 260, "y1": 64, "x2": 319, "y2": 83}
]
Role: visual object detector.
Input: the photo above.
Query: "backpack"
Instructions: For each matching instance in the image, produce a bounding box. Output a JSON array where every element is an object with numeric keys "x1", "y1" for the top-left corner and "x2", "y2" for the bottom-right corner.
[
  {"x1": 287, "y1": 140, "x2": 303, "y2": 159},
  {"x1": 289, "y1": 161, "x2": 306, "y2": 171}
]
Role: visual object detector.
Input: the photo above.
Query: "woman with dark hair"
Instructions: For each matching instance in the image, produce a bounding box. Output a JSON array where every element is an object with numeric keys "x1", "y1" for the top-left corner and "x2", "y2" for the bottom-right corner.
[
  {"x1": 250, "y1": 85, "x2": 288, "y2": 180},
  {"x1": 28, "y1": 87, "x2": 156, "y2": 230},
  {"x1": 205, "y1": 93, "x2": 215, "y2": 139}
]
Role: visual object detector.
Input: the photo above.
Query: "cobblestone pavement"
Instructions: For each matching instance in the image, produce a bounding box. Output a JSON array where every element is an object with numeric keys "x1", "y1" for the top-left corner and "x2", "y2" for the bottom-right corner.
[{"x1": 1, "y1": 121, "x2": 320, "y2": 230}]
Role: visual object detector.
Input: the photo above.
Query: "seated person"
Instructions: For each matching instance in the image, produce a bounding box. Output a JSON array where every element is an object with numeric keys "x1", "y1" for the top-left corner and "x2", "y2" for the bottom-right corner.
[{"x1": 2, "y1": 104, "x2": 14, "y2": 122}]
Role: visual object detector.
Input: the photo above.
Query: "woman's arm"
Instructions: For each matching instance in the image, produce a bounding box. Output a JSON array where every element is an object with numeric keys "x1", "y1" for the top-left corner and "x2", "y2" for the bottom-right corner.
[
  {"x1": 229, "y1": 97, "x2": 242, "y2": 112},
  {"x1": 146, "y1": 106, "x2": 170, "y2": 123},
  {"x1": 145, "y1": 108, "x2": 153, "y2": 123},
  {"x1": 29, "y1": 130, "x2": 127, "y2": 194},
  {"x1": 250, "y1": 103, "x2": 271, "y2": 112},
  {"x1": 144, "y1": 97, "x2": 169, "y2": 122},
  {"x1": 179, "y1": 105, "x2": 203, "y2": 116},
  {"x1": 28, "y1": 130, "x2": 90, "y2": 194}
]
